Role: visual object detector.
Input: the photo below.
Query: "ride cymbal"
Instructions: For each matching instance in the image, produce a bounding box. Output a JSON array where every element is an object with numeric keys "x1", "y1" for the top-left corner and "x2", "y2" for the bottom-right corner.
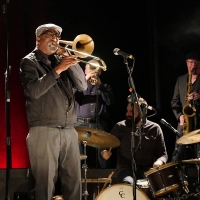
[
  {"x1": 176, "y1": 129, "x2": 200, "y2": 145},
  {"x1": 75, "y1": 126, "x2": 120, "y2": 148}
]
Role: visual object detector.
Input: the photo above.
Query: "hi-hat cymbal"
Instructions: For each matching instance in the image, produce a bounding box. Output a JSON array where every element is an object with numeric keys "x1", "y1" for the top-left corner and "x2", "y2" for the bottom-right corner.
[
  {"x1": 182, "y1": 158, "x2": 200, "y2": 165},
  {"x1": 75, "y1": 126, "x2": 120, "y2": 148},
  {"x1": 80, "y1": 154, "x2": 87, "y2": 160},
  {"x1": 53, "y1": 196, "x2": 63, "y2": 200},
  {"x1": 176, "y1": 129, "x2": 200, "y2": 145}
]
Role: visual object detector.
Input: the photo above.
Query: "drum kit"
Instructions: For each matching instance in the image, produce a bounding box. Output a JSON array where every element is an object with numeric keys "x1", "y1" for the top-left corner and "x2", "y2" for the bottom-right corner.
[
  {"x1": 142, "y1": 129, "x2": 200, "y2": 200},
  {"x1": 78, "y1": 127, "x2": 200, "y2": 200},
  {"x1": 53, "y1": 128, "x2": 200, "y2": 200}
]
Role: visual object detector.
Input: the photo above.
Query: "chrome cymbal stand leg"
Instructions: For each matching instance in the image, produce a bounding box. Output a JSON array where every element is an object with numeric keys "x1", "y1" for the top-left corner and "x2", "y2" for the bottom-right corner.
[
  {"x1": 82, "y1": 141, "x2": 89, "y2": 200},
  {"x1": 195, "y1": 164, "x2": 200, "y2": 194},
  {"x1": 180, "y1": 165, "x2": 189, "y2": 195}
]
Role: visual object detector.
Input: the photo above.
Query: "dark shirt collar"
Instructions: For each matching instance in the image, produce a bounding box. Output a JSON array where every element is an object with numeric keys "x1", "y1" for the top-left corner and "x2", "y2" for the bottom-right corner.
[
  {"x1": 38, "y1": 49, "x2": 49, "y2": 59},
  {"x1": 33, "y1": 48, "x2": 53, "y2": 66}
]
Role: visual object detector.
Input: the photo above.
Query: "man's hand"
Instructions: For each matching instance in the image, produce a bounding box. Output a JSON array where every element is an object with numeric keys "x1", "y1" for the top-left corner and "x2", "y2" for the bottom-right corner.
[
  {"x1": 101, "y1": 150, "x2": 112, "y2": 160},
  {"x1": 55, "y1": 55, "x2": 78, "y2": 75},
  {"x1": 85, "y1": 71, "x2": 96, "y2": 81},
  {"x1": 188, "y1": 92, "x2": 200, "y2": 101},
  {"x1": 86, "y1": 71, "x2": 101, "y2": 85},
  {"x1": 179, "y1": 115, "x2": 185, "y2": 126},
  {"x1": 153, "y1": 160, "x2": 163, "y2": 168}
]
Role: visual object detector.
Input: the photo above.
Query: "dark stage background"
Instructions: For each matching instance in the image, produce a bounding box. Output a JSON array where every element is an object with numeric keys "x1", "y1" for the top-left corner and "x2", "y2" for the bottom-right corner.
[{"x1": 1, "y1": 0, "x2": 200, "y2": 169}]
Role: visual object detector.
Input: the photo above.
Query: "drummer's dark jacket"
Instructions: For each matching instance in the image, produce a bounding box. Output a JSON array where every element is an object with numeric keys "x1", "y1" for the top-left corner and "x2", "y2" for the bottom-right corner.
[
  {"x1": 20, "y1": 48, "x2": 87, "y2": 128},
  {"x1": 110, "y1": 120, "x2": 168, "y2": 175}
]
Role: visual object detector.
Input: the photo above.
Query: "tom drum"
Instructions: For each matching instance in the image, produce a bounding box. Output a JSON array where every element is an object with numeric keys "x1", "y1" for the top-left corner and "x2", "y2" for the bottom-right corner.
[{"x1": 145, "y1": 162, "x2": 181, "y2": 197}]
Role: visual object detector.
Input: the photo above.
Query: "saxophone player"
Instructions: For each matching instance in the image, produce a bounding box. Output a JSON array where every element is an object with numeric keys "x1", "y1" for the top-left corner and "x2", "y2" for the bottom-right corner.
[{"x1": 171, "y1": 51, "x2": 200, "y2": 161}]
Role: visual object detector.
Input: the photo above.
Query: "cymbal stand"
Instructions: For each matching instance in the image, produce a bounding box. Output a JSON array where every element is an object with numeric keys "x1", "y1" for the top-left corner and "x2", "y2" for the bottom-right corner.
[
  {"x1": 195, "y1": 164, "x2": 200, "y2": 194},
  {"x1": 82, "y1": 141, "x2": 89, "y2": 200},
  {"x1": 182, "y1": 167, "x2": 189, "y2": 195}
]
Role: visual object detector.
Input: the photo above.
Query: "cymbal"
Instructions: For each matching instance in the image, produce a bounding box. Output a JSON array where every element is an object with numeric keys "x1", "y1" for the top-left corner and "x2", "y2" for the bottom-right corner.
[
  {"x1": 182, "y1": 158, "x2": 200, "y2": 165},
  {"x1": 80, "y1": 154, "x2": 87, "y2": 160},
  {"x1": 75, "y1": 126, "x2": 120, "y2": 148},
  {"x1": 53, "y1": 196, "x2": 63, "y2": 200},
  {"x1": 176, "y1": 129, "x2": 200, "y2": 145}
]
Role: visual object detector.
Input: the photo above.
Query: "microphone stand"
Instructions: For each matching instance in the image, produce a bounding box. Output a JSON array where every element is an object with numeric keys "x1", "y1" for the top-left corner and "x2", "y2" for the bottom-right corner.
[
  {"x1": 193, "y1": 99, "x2": 200, "y2": 158},
  {"x1": 160, "y1": 119, "x2": 185, "y2": 161},
  {"x1": 3, "y1": 1, "x2": 12, "y2": 199},
  {"x1": 124, "y1": 56, "x2": 145, "y2": 200}
]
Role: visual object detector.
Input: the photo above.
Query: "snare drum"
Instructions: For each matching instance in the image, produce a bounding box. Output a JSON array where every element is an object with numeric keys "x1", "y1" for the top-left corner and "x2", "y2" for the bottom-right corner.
[
  {"x1": 145, "y1": 162, "x2": 180, "y2": 197},
  {"x1": 136, "y1": 179, "x2": 153, "y2": 200},
  {"x1": 95, "y1": 184, "x2": 149, "y2": 200}
]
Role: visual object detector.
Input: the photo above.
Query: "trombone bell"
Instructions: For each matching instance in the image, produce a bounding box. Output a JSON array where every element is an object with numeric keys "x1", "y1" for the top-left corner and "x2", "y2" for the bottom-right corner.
[
  {"x1": 59, "y1": 34, "x2": 94, "y2": 58},
  {"x1": 57, "y1": 34, "x2": 106, "y2": 71}
]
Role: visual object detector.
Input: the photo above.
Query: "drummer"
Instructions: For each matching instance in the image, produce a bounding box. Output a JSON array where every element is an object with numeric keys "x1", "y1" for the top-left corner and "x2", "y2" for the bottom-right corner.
[{"x1": 101, "y1": 96, "x2": 168, "y2": 185}]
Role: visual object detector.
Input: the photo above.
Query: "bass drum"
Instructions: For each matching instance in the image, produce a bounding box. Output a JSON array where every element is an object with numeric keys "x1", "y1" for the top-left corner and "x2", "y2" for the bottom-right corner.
[{"x1": 95, "y1": 184, "x2": 149, "y2": 200}]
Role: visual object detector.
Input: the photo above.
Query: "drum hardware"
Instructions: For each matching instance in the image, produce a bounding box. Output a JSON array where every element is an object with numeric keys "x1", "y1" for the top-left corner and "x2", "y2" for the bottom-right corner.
[
  {"x1": 176, "y1": 129, "x2": 200, "y2": 145},
  {"x1": 182, "y1": 158, "x2": 200, "y2": 195},
  {"x1": 81, "y1": 178, "x2": 108, "y2": 200},
  {"x1": 181, "y1": 158, "x2": 200, "y2": 165},
  {"x1": 81, "y1": 140, "x2": 89, "y2": 200},
  {"x1": 80, "y1": 154, "x2": 88, "y2": 160},
  {"x1": 53, "y1": 196, "x2": 63, "y2": 200},
  {"x1": 75, "y1": 126, "x2": 120, "y2": 148},
  {"x1": 176, "y1": 165, "x2": 190, "y2": 196},
  {"x1": 136, "y1": 179, "x2": 154, "y2": 200}
]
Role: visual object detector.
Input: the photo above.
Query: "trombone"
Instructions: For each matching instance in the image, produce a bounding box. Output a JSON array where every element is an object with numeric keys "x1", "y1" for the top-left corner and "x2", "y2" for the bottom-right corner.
[{"x1": 55, "y1": 34, "x2": 107, "y2": 71}]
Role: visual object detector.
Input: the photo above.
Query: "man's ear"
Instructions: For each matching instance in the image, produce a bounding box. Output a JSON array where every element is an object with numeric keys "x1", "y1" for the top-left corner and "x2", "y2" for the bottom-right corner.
[{"x1": 36, "y1": 37, "x2": 40, "y2": 43}]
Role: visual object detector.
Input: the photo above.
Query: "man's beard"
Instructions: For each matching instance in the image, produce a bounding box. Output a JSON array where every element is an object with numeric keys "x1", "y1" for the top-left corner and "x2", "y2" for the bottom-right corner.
[
  {"x1": 47, "y1": 42, "x2": 58, "y2": 53},
  {"x1": 125, "y1": 116, "x2": 141, "y2": 127}
]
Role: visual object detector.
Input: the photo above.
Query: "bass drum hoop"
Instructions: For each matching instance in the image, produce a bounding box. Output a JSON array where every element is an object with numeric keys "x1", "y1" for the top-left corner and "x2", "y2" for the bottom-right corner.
[{"x1": 95, "y1": 183, "x2": 149, "y2": 200}]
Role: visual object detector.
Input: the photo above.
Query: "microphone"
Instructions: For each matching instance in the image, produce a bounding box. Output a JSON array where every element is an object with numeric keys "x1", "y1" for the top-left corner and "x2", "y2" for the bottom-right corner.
[
  {"x1": 113, "y1": 48, "x2": 134, "y2": 59},
  {"x1": 160, "y1": 118, "x2": 181, "y2": 138},
  {"x1": 127, "y1": 95, "x2": 156, "y2": 111},
  {"x1": 141, "y1": 103, "x2": 156, "y2": 111}
]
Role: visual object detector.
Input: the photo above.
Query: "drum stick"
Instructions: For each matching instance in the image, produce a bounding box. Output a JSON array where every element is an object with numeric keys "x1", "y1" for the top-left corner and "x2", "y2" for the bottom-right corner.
[
  {"x1": 101, "y1": 171, "x2": 114, "y2": 192},
  {"x1": 108, "y1": 147, "x2": 112, "y2": 153}
]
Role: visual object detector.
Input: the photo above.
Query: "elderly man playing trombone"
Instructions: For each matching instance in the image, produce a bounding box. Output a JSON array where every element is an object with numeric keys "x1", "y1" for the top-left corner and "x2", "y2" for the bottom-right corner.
[{"x1": 20, "y1": 23, "x2": 87, "y2": 200}]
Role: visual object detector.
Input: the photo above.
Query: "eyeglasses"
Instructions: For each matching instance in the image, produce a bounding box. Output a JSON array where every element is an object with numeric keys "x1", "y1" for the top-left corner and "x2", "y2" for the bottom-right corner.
[
  {"x1": 43, "y1": 31, "x2": 61, "y2": 39},
  {"x1": 187, "y1": 60, "x2": 200, "y2": 65}
]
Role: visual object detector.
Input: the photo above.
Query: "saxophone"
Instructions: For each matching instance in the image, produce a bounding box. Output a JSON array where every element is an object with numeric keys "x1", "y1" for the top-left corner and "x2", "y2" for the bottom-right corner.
[{"x1": 182, "y1": 69, "x2": 196, "y2": 135}]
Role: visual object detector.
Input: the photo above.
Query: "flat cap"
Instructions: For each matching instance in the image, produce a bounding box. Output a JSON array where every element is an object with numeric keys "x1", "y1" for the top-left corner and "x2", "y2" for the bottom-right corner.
[
  {"x1": 186, "y1": 51, "x2": 200, "y2": 61},
  {"x1": 35, "y1": 23, "x2": 62, "y2": 37}
]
